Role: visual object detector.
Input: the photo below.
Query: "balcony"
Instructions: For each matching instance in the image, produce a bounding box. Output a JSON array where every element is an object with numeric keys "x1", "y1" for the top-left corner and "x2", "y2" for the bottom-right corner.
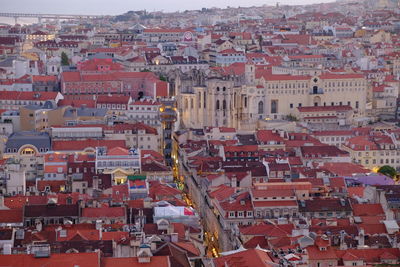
[{"x1": 310, "y1": 87, "x2": 324, "y2": 95}]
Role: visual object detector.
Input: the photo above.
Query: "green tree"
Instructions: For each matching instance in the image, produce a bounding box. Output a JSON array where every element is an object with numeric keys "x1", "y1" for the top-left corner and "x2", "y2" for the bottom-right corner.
[
  {"x1": 159, "y1": 75, "x2": 167, "y2": 81},
  {"x1": 258, "y1": 34, "x2": 263, "y2": 53},
  {"x1": 61, "y1": 52, "x2": 69, "y2": 66},
  {"x1": 378, "y1": 165, "x2": 397, "y2": 178}
]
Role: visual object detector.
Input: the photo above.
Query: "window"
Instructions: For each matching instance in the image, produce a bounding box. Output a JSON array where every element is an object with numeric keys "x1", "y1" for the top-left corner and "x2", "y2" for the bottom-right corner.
[
  {"x1": 198, "y1": 92, "x2": 201, "y2": 107},
  {"x1": 271, "y1": 100, "x2": 278, "y2": 114},
  {"x1": 258, "y1": 101, "x2": 264, "y2": 114}
]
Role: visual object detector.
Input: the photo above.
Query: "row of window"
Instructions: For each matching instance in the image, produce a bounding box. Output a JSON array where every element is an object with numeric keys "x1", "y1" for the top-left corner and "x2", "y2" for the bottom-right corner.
[
  {"x1": 1, "y1": 100, "x2": 42, "y2": 105},
  {"x1": 68, "y1": 167, "x2": 95, "y2": 173},
  {"x1": 319, "y1": 136, "x2": 348, "y2": 142},
  {"x1": 97, "y1": 104, "x2": 127, "y2": 109},
  {"x1": 357, "y1": 158, "x2": 399, "y2": 165},
  {"x1": 267, "y1": 81, "x2": 366, "y2": 89},
  {"x1": 254, "y1": 196, "x2": 295, "y2": 200},
  {"x1": 228, "y1": 211, "x2": 253, "y2": 218},
  {"x1": 97, "y1": 160, "x2": 140, "y2": 167},
  {"x1": 269, "y1": 87, "x2": 364, "y2": 94},
  {"x1": 128, "y1": 107, "x2": 158, "y2": 111}
]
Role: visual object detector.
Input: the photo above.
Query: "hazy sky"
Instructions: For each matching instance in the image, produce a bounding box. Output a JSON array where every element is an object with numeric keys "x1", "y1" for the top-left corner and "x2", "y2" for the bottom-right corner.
[{"x1": 1, "y1": 0, "x2": 336, "y2": 14}]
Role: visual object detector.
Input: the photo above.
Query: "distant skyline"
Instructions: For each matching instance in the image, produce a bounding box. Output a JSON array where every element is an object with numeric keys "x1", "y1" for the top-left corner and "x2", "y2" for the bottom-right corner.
[{"x1": 2, "y1": 0, "x2": 336, "y2": 15}]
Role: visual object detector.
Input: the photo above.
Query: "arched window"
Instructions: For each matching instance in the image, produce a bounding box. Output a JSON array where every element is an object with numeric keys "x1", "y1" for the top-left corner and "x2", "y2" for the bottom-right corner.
[
  {"x1": 217, "y1": 87, "x2": 220, "y2": 92},
  {"x1": 216, "y1": 100, "x2": 220, "y2": 110},
  {"x1": 190, "y1": 99, "x2": 194, "y2": 109},
  {"x1": 203, "y1": 91, "x2": 206, "y2": 108},
  {"x1": 223, "y1": 100, "x2": 226, "y2": 110},
  {"x1": 21, "y1": 147, "x2": 35, "y2": 155},
  {"x1": 258, "y1": 101, "x2": 264, "y2": 114},
  {"x1": 223, "y1": 87, "x2": 226, "y2": 92},
  {"x1": 184, "y1": 99, "x2": 188, "y2": 109},
  {"x1": 198, "y1": 92, "x2": 201, "y2": 107},
  {"x1": 244, "y1": 97, "x2": 247, "y2": 108},
  {"x1": 271, "y1": 100, "x2": 278, "y2": 114}
]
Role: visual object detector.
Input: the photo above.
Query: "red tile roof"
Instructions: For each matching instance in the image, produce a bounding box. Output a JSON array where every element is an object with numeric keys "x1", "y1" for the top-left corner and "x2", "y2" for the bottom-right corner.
[
  {"x1": 102, "y1": 231, "x2": 129, "y2": 241},
  {"x1": 209, "y1": 185, "x2": 235, "y2": 201},
  {"x1": 52, "y1": 139, "x2": 126, "y2": 151},
  {"x1": 352, "y1": 203, "x2": 384, "y2": 216},
  {"x1": 306, "y1": 245, "x2": 338, "y2": 260},
  {"x1": 0, "y1": 209, "x2": 23, "y2": 223},
  {"x1": 0, "y1": 252, "x2": 100, "y2": 267},
  {"x1": 219, "y1": 191, "x2": 253, "y2": 213},
  {"x1": 256, "y1": 130, "x2": 284, "y2": 143},
  {"x1": 4, "y1": 195, "x2": 48, "y2": 209},
  {"x1": 96, "y1": 94, "x2": 131, "y2": 104},
  {"x1": 82, "y1": 207, "x2": 125, "y2": 218},
  {"x1": 335, "y1": 248, "x2": 400, "y2": 263},
  {"x1": 102, "y1": 255, "x2": 170, "y2": 267},
  {"x1": 32, "y1": 75, "x2": 57, "y2": 82},
  {"x1": 301, "y1": 145, "x2": 349, "y2": 158},
  {"x1": 58, "y1": 99, "x2": 96, "y2": 108},
  {"x1": 213, "y1": 248, "x2": 275, "y2": 267},
  {"x1": 347, "y1": 187, "x2": 365, "y2": 198},
  {"x1": 360, "y1": 223, "x2": 387, "y2": 235},
  {"x1": 322, "y1": 162, "x2": 369, "y2": 176},
  {"x1": 0, "y1": 91, "x2": 59, "y2": 101},
  {"x1": 243, "y1": 236, "x2": 269, "y2": 249},
  {"x1": 240, "y1": 223, "x2": 293, "y2": 236}
]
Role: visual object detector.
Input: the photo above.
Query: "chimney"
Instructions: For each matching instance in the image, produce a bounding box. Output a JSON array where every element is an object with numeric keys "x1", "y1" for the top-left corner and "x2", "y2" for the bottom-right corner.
[
  {"x1": 339, "y1": 230, "x2": 347, "y2": 250},
  {"x1": 95, "y1": 220, "x2": 102, "y2": 230},
  {"x1": 3, "y1": 244, "x2": 12, "y2": 255},
  {"x1": 137, "y1": 245, "x2": 152, "y2": 263},
  {"x1": 171, "y1": 233, "x2": 178, "y2": 243},
  {"x1": 358, "y1": 228, "x2": 365, "y2": 247}
]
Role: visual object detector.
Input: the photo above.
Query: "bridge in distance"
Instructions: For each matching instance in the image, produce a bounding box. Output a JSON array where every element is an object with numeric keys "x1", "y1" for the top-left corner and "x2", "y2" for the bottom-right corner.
[{"x1": 0, "y1": 12, "x2": 108, "y2": 24}]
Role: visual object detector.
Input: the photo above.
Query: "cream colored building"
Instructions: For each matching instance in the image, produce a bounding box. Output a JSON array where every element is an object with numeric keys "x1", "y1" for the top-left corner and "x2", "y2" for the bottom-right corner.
[
  {"x1": 178, "y1": 65, "x2": 368, "y2": 130},
  {"x1": 342, "y1": 134, "x2": 400, "y2": 170},
  {"x1": 19, "y1": 105, "x2": 66, "y2": 132},
  {"x1": 263, "y1": 73, "x2": 367, "y2": 120}
]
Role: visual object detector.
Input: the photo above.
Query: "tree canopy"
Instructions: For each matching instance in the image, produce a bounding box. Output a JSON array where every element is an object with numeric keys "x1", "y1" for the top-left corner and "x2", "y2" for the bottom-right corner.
[
  {"x1": 378, "y1": 165, "x2": 397, "y2": 178},
  {"x1": 61, "y1": 52, "x2": 69, "y2": 66}
]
